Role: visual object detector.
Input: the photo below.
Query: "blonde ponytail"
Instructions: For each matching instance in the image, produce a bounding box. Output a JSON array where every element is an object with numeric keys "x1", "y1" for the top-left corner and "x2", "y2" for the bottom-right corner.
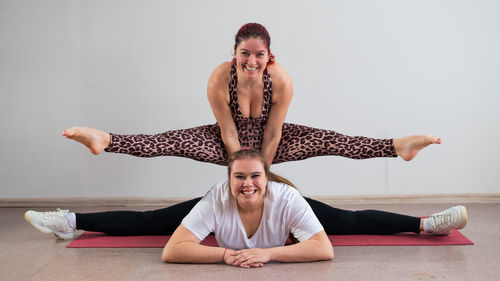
[{"x1": 267, "y1": 171, "x2": 297, "y2": 190}]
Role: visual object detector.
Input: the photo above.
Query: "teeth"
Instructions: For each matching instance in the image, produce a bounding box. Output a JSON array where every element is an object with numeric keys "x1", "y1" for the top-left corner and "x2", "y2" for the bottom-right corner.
[
  {"x1": 242, "y1": 190, "x2": 256, "y2": 195},
  {"x1": 245, "y1": 66, "x2": 257, "y2": 71}
]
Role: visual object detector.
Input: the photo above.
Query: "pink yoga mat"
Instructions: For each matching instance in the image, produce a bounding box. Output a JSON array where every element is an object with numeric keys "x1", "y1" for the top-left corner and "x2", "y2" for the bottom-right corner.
[{"x1": 66, "y1": 230, "x2": 473, "y2": 248}]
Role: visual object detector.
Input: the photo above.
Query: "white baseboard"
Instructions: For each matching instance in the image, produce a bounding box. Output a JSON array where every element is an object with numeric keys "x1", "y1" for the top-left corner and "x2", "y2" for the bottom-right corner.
[{"x1": 2, "y1": 193, "x2": 499, "y2": 207}]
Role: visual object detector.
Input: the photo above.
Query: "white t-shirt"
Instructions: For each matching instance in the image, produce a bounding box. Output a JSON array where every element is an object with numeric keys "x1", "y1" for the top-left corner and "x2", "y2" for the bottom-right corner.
[{"x1": 181, "y1": 180, "x2": 324, "y2": 250}]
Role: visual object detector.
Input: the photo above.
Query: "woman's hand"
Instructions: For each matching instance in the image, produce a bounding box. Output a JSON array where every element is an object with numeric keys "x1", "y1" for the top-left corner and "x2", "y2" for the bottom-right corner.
[{"x1": 227, "y1": 248, "x2": 271, "y2": 268}]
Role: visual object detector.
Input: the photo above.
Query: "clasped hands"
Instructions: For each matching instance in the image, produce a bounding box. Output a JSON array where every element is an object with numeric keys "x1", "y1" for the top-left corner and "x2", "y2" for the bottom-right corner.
[{"x1": 223, "y1": 248, "x2": 271, "y2": 268}]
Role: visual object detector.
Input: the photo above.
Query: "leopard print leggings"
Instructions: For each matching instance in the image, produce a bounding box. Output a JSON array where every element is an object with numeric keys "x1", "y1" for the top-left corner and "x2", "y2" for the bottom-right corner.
[
  {"x1": 104, "y1": 123, "x2": 397, "y2": 165},
  {"x1": 104, "y1": 63, "x2": 397, "y2": 164}
]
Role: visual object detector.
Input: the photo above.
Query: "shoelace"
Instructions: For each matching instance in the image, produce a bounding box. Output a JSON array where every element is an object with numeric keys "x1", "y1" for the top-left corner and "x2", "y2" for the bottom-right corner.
[
  {"x1": 431, "y1": 213, "x2": 452, "y2": 228},
  {"x1": 40, "y1": 208, "x2": 69, "y2": 218}
]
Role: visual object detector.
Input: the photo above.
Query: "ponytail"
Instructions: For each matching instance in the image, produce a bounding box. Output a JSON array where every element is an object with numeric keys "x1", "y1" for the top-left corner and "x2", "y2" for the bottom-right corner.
[{"x1": 268, "y1": 171, "x2": 297, "y2": 190}]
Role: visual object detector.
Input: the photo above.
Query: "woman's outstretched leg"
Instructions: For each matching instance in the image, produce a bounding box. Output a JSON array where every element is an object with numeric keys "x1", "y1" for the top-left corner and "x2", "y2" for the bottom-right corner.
[
  {"x1": 304, "y1": 198, "x2": 421, "y2": 235},
  {"x1": 76, "y1": 198, "x2": 201, "y2": 236},
  {"x1": 24, "y1": 198, "x2": 202, "y2": 239},
  {"x1": 63, "y1": 125, "x2": 228, "y2": 165},
  {"x1": 273, "y1": 123, "x2": 440, "y2": 163},
  {"x1": 304, "y1": 198, "x2": 467, "y2": 235}
]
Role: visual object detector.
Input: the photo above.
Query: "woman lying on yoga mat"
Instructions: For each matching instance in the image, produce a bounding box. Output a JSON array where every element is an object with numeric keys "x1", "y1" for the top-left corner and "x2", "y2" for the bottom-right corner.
[
  {"x1": 161, "y1": 148, "x2": 332, "y2": 266},
  {"x1": 25, "y1": 150, "x2": 467, "y2": 267},
  {"x1": 62, "y1": 22, "x2": 440, "y2": 167}
]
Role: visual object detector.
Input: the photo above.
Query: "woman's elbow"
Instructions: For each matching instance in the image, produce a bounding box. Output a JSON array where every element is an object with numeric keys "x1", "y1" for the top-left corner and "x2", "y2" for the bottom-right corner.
[
  {"x1": 312, "y1": 233, "x2": 334, "y2": 261},
  {"x1": 161, "y1": 251, "x2": 171, "y2": 263},
  {"x1": 161, "y1": 254, "x2": 169, "y2": 263},
  {"x1": 324, "y1": 247, "x2": 334, "y2": 261},
  {"x1": 161, "y1": 246, "x2": 177, "y2": 263},
  {"x1": 316, "y1": 242, "x2": 334, "y2": 261}
]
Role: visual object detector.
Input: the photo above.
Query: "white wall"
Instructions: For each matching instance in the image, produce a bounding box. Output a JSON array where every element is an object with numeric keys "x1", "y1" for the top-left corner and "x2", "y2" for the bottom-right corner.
[{"x1": 1, "y1": 0, "x2": 499, "y2": 198}]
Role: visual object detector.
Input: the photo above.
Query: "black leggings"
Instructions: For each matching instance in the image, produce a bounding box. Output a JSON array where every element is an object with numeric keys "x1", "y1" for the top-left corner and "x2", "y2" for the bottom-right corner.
[{"x1": 76, "y1": 197, "x2": 420, "y2": 236}]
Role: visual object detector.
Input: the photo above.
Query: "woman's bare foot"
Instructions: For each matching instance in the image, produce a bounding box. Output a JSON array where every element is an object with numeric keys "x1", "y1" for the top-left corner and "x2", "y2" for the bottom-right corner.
[
  {"x1": 62, "y1": 127, "x2": 111, "y2": 155},
  {"x1": 393, "y1": 135, "x2": 441, "y2": 161}
]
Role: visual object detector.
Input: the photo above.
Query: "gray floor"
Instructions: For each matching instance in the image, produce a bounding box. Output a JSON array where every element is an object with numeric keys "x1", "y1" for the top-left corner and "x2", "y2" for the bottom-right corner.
[{"x1": 2, "y1": 202, "x2": 499, "y2": 281}]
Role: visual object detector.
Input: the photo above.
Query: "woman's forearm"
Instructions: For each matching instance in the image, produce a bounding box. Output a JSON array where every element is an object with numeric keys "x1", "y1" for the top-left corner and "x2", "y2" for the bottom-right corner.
[
  {"x1": 261, "y1": 130, "x2": 281, "y2": 166},
  {"x1": 221, "y1": 130, "x2": 241, "y2": 157},
  {"x1": 268, "y1": 232, "x2": 333, "y2": 263},
  {"x1": 162, "y1": 241, "x2": 227, "y2": 263},
  {"x1": 268, "y1": 239, "x2": 334, "y2": 263}
]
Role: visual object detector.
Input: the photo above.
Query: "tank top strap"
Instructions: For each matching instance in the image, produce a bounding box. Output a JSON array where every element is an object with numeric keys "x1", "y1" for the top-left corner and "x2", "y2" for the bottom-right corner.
[
  {"x1": 261, "y1": 67, "x2": 273, "y2": 118},
  {"x1": 228, "y1": 63, "x2": 239, "y2": 117}
]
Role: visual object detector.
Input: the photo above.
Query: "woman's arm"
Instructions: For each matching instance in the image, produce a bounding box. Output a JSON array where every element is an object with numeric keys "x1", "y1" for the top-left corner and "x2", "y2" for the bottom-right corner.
[
  {"x1": 267, "y1": 231, "x2": 333, "y2": 262},
  {"x1": 207, "y1": 62, "x2": 241, "y2": 157},
  {"x1": 261, "y1": 63, "x2": 293, "y2": 166},
  {"x1": 162, "y1": 224, "x2": 264, "y2": 268},
  {"x1": 162, "y1": 224, "x2": 227, "y2": 263},
  {"x1": 230, "y1": 231, "x2": 333, "y2": 267}
]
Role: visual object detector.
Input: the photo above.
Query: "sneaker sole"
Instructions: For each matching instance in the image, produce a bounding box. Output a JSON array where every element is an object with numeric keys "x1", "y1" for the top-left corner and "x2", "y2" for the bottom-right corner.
[
  {"x1": 24, "y1": 212, "x2": 74, "y2": 240},
  {"x1": 456, "y1": 205, "x2": 468, "y2": 230}
]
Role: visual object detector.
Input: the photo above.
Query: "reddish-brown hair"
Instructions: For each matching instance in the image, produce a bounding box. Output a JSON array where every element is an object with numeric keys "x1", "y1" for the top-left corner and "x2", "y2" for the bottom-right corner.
[{"x1": 232, "y1": 23, "x2": 275, "y2": 65}]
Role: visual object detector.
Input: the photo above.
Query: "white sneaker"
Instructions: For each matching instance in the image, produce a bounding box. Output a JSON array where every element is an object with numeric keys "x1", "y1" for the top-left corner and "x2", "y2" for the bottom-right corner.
[
  {"x1": 426, "y1": 206, "x2": 468, "y2": 235},
  {"x1": 24, "y1": 209, "x2": 75, "y2": 240}
]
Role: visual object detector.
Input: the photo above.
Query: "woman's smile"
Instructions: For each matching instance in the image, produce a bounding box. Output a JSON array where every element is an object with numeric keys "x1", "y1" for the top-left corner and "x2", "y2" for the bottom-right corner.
[{"x1": 241, "y1": 188, "x2": 257, "y2": 195}]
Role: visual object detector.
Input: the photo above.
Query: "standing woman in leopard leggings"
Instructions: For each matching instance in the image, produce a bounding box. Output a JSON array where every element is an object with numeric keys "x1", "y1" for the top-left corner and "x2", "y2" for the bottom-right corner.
[
  {"x1": 63, "y1": 23, "x2": 440, "y2": 167},
  {"x1": 60, "y1": 23, "x2": 442, "y2": 232}
]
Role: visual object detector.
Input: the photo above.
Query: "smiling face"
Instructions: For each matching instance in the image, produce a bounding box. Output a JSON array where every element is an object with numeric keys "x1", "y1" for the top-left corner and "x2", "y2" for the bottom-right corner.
[
  {"x1": 234, "y1": 37, "x2": 270, "y2": 80},
  {"x1": 229, "y1": 157, "x2": 268, "y2": 207}
]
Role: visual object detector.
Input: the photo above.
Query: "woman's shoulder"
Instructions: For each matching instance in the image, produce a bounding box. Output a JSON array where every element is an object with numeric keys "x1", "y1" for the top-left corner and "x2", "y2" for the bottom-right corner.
[
  {"x1": 266, "y1": 62, "x2": 290, "y2": 81},
  {"x1": 267, "y1": 181, "x2": 301, "y2": 200},
  {"x1": 266, "y1": 62, "x2": 293, "y2": 95},
  {"x1": 208, "y1": 62, "x2": 232, "y2": 86},
  {"x1": 206, "y1": 179, "x2": 232, "y2": 201},
  {"x1": 207, "y1": 62, "x2": 232, "y2": 102}
]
